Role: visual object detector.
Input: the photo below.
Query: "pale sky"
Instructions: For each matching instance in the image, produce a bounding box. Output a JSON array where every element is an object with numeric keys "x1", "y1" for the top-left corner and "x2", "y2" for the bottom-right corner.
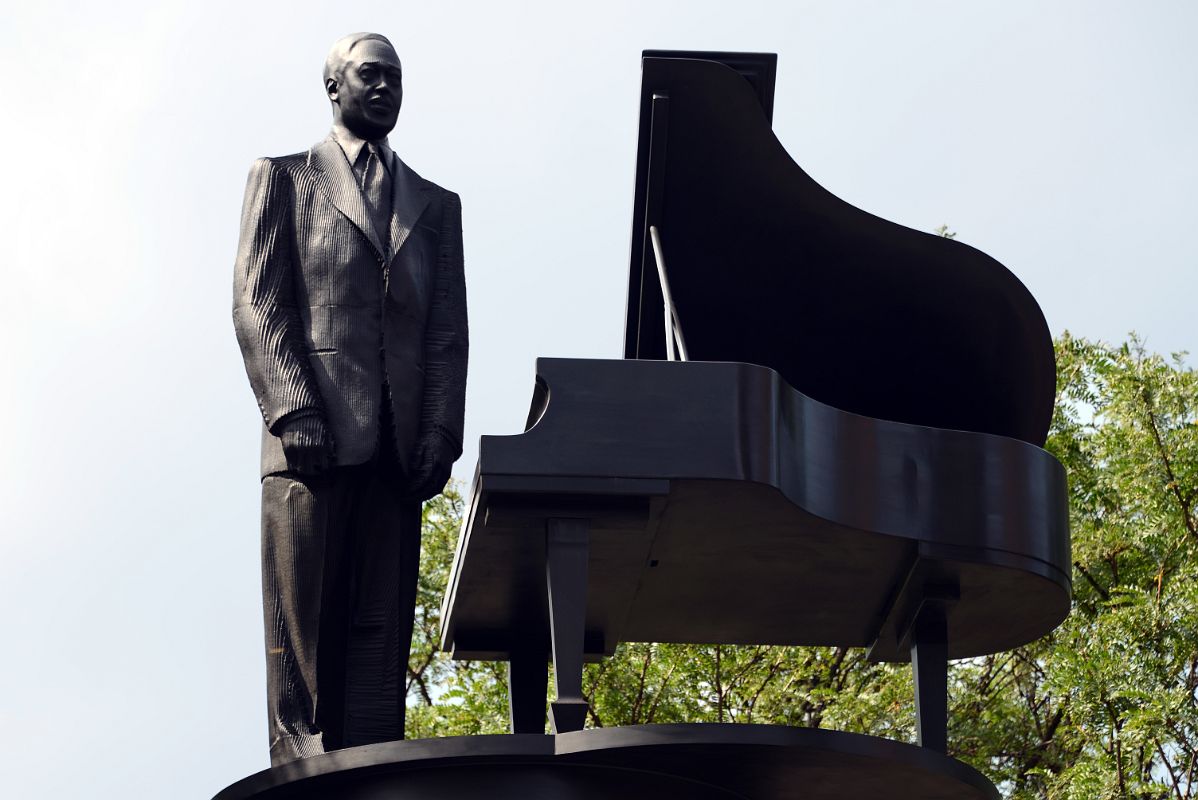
[{"x1": 1, "y1": 1, "x2": 1195, "y2": 796}]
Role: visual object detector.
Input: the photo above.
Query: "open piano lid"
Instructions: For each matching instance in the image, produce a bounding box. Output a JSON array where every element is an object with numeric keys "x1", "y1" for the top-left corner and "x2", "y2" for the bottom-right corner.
[{"x1": 624, "y1": 51, "x2": 1055, "y2": 446}]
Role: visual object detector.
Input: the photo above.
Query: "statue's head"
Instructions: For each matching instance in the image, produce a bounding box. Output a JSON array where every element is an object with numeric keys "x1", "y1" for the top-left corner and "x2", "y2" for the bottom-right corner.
[{"x1": 324, "y1": 32, "x2": 402, "y2": 141}]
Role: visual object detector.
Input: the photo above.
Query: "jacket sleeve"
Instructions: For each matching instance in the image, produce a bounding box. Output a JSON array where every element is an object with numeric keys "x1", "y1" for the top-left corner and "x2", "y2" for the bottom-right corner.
[
  {"x1": 232, "y1": 158, "x2": 323, "y2": 432},
  {"x1": 420, "y1": 189, "x2": 469, "y2": 461}
]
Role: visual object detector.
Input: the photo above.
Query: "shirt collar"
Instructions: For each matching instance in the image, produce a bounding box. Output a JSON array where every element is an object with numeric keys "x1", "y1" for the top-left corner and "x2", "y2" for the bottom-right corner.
[{"x1": 330, "y1": 123, "x2": 393, "y2": 171}]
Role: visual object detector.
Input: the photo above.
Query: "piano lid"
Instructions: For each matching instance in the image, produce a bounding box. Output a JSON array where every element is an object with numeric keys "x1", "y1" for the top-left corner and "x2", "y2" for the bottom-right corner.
[{"x1": 624, "y1": 52, "x2": 1056, "y2": 447}]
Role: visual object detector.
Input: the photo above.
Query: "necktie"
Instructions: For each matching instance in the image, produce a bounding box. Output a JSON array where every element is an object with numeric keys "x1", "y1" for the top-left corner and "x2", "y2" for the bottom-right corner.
[{"x1": 362, "y1": 143, "x2": 392, "y2": 252}]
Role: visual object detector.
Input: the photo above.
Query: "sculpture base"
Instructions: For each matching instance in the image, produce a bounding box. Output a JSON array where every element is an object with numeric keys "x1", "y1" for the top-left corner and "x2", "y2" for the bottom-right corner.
[{"x1": 214, "y1": 724, "x2": 997, "y2": 800}]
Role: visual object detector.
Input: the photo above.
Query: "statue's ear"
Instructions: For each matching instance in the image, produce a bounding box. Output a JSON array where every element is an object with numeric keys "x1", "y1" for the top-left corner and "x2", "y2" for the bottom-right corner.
[{"x1": 325, "y1": 78, "x2": 339, "y2": 102}]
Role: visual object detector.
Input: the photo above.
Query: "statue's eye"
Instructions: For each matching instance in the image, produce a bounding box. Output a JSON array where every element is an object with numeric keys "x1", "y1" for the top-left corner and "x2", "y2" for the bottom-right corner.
[{"x1": 360, "y1": 67, "x2": 378, "y2": 82}]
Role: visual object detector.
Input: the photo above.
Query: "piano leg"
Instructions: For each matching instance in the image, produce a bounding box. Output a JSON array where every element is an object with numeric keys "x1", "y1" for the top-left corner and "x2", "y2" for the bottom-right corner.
[
  {"x1": 507, "y1": 648, "x2": 547, "y2": 734},
  {"x1": 911, "y1": 598, "x2": 949, "y2": 753},
  {"x1": 546, "y1": 517, "x2": 590, "y2": 733}
]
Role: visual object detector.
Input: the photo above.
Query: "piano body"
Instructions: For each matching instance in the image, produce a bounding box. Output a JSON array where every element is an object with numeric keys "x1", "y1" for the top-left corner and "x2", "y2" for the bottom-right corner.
[{"x1": 440, "y1": 51, "x2": 1069, "y2": 755}]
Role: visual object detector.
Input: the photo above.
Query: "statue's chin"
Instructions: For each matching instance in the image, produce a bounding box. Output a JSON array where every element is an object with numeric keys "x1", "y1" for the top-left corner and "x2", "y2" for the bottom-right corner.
[{"x1": 344, "y1": 115, "x2": 397, "y2": 142}]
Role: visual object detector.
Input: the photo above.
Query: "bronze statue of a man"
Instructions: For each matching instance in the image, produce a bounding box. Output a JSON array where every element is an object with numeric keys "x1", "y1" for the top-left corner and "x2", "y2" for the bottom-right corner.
[{"x1": 232, "y1": 32, "x2": 467, "y2": 766}]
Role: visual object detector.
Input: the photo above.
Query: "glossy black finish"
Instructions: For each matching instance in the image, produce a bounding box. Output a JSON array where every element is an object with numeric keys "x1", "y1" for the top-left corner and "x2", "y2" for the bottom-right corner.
[
  {"x1": 641, "y1": 50, "x2": 778, "y2": 122},
  {"x1": 213, "y1": 724, "x2": 998, "y2": 800},
  {"x1": 443, "y1": 357, "x2": 1069, "y2": 664},
  {"x1": 625, "y1": 56, "x2": 1055, "y2": 446}
]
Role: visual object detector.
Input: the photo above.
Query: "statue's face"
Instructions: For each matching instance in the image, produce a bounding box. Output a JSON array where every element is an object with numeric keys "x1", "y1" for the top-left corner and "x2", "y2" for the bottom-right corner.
[{"x1": 329, "y1": 40, "x2": 403, "y2": 140}]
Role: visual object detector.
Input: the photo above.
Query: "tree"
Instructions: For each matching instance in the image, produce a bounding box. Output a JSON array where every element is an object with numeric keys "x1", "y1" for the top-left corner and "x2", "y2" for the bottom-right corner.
[
  {"x1": 404, "y1": 488, "x2": 511, "y2": 738},
  {"x1": 406, "y1": 335, "x2": 1198, "y2": 800},
  {"x1": 1002, "y1": 334, "x2": 1198, "y2": 799}
]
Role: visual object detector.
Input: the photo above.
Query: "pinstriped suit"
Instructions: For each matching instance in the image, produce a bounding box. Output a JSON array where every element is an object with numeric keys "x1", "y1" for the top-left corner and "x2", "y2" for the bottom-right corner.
[
  {"x1": 233, "y1": 134, "x2": 467, "y2": 764},
  {"x1": 234, "y1": 135, "x2": 467, "y2": 475}
]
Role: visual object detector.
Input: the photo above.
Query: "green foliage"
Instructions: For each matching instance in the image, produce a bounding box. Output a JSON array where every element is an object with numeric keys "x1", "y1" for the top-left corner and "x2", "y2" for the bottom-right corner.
[
  {"x1": 1028, "y1": 334, "x2": 1198, "y2": 799},
  {"x1": 407, "y1": 335, "x2": 1198, "y2": 799},
  {"x1": 404, "y1": 487, "x2": 511, "y2": 737}
]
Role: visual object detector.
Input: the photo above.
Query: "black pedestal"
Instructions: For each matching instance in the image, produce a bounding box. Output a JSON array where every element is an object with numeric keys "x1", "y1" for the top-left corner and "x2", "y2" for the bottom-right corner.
[{"x1": 214, "y1": 724, "x2": 997, "y2": 800}]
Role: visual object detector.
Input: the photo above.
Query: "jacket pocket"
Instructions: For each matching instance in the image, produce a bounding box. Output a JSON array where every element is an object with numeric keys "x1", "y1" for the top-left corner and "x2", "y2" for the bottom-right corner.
[{"x1": 305, "y1": 304, "x2": 336, "y2": 352}]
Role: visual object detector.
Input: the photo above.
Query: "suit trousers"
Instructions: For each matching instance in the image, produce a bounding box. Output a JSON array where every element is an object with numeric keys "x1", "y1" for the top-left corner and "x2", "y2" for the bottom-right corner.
[{"x1": 260, "y1": 462, "x2": 421, "y2": 766}]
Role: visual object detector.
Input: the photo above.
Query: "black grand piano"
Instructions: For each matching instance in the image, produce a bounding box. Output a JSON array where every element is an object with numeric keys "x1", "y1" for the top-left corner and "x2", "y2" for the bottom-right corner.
[{"x1": 440, "y1": 50, "x2": 1069, "y2": 763}]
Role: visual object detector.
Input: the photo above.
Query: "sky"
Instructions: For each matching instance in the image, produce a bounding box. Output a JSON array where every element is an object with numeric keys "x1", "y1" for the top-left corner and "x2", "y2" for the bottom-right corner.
[{"x1": 1, "y1": 1, "x2": 1195, "y2": 796}]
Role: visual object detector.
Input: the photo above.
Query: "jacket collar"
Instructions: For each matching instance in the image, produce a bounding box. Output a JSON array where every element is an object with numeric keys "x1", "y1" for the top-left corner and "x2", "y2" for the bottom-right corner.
[
  {"x1": 309, "y1": 135, "x2": 432, "y2": 262},
  {"x1": 329, "y1": 123, "x2": 394, "y2": 173}
]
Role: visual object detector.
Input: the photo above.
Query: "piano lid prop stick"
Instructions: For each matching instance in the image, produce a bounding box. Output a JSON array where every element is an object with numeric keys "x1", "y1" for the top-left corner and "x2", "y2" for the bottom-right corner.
[{"x1": 649, "y1": 225, "x2": 689, "y2": 362}]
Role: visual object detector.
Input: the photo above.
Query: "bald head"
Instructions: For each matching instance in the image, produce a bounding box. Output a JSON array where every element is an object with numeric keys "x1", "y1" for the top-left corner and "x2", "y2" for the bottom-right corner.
[
  {"x1": 323, "y1": 32, "x2": 403, "y2": 140},
  {"x1": 324, "y1": 32, "x2": 397, "y2": 84}
]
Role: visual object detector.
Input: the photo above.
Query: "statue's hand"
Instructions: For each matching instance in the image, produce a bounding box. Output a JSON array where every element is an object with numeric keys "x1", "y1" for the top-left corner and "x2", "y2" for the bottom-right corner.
[
  {"x1": 278, "y1": 414, "x2": 334, "y2": 475},
  {"x1": 406, "y1": 440, "x2": 452, "y2": 501}
]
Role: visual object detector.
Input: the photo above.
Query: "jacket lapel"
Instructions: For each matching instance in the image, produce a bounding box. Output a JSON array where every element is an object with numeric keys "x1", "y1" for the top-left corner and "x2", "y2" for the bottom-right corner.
[
  {"x1": 387, "y1": 153, "x2": 433, "y2": 265},
  {"x1": 309, "y1": 138, "x2": 386, "y2": 258}
]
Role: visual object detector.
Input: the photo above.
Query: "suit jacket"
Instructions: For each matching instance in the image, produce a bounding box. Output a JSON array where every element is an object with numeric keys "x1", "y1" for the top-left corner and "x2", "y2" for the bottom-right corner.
[{"x1": 233, "y1": 136, "x2": 468, "y2": 482}]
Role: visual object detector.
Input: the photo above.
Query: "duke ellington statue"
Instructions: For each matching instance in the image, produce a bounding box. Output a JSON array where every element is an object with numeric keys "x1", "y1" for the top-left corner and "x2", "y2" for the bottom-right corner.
[{"x1": 232, "y1": 32, "x2": 467, "y2": 766}]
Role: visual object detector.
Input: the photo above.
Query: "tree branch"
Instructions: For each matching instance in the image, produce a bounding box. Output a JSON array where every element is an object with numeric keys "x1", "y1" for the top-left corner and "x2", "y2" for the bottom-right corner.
[
  {"x1": 1139, "y1": 384, "x2": 1198, "y2": 542},
  {"x1": 1074, "y1": 561, "x2": 1111, "y2": 601}
]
